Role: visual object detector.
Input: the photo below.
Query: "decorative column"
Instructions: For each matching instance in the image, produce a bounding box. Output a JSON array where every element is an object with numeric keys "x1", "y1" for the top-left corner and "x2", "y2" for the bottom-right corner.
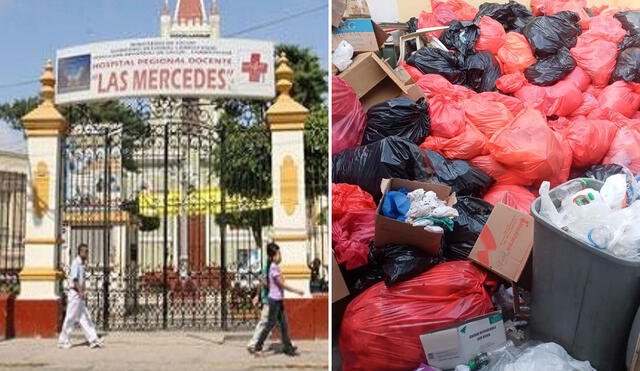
[
  {"x1": 266, "y1": 53, "x2": 310, "y2": 297},
  {"x1": 15, "y1": 60, "x2": 67, "y2": 337}
]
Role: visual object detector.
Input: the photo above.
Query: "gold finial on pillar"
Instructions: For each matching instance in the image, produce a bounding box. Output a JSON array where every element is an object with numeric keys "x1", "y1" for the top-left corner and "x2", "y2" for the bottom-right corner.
[
  {"x1": 40, "y1": 59, "x2": 56, "y2": 106},
  {"x1": 22, "y1": 59, "x2": 67, "y2": 136},
  {"x1": 275, "y1": 52, "x2": 294, "y2": 98},
  {"x1": 267, "y1": 52, "x2": 308, "y2": 131}
]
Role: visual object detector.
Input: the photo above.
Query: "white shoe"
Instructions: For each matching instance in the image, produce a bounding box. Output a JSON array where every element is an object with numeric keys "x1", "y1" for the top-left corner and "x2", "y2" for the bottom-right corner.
[
  {"x1": 89, "y1": 340, "x2": 103, "y2": 349},
  {"x1": 57, "y1": 342, "x2": 72, "y2": 349}
]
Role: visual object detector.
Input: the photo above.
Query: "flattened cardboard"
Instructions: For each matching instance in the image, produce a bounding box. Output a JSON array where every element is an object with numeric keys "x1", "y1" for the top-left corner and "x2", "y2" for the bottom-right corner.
[
  {"x1": 332, "y1": 19, "x2": 379, "y2": 53},
  {"x1": 420, "y1": 311, "x2": 507, "y2": 370},
  {"x1": 469, "y1": 203, "x2": 534, "y2": 282},
  {"x1": 332, "y1": 0, "x2": 347, "y2": 28},
  {"x1": 344, "y1": 0, "x2": 371, "y2": 19},
  {"x1": 332, "y1": 254, "x2": 349, "y2": 303},
  {"x1": 338, "y1": 52, "x2": 409, "y2": 111},
  {"x1": 375, "y1": 178, "x2": 455, "y2": 255}
]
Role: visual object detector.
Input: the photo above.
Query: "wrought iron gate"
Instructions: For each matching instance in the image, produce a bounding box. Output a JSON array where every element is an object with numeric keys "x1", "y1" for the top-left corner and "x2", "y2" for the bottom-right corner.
[{"x1": 60, "y1": 98, "x2": 272, "y2": 330}]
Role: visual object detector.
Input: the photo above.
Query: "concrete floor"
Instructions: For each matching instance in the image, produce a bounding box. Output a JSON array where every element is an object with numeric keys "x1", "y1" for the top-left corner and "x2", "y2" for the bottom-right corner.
[{"x1": 0, "y1": 332, "x2": 328, "y2": 371}]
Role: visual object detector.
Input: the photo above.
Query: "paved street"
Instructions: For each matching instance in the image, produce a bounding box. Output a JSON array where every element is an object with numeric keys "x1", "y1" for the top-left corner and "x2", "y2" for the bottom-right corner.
[{"x1": 0, "y1": 332, "x2": 328, "y2": 370}]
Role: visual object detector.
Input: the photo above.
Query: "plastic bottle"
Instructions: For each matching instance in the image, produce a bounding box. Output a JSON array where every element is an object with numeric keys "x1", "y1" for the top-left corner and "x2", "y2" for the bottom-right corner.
[
  {"x1": 560, "y1": 188, "x2": 603, "y2": 211},
  {"x1": 552, "y1": 179, "x2": 592, "y2": 204}
]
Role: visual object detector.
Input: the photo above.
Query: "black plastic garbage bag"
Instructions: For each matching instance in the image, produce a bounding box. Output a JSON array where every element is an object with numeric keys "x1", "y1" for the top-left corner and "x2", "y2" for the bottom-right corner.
[
  {"x1": 474, "y1": 1, "x2": 533, "y2": 33},
  {"x1": 523, "y1": 11, "x2": 582, "y2": 58},
  {"x1": 615, "y1": 11, "x2": 640, "y2": 35},
  {"x1": 464, "y1": 50, "x2": 502, "y2": 92},
  {"x1": 362, "y1": 98, "x2": 430, "y2": 145},
  {"x1": 406, "y1": 47, "x2": 465, "y2": 85},
  {"x1": 371, "y1": 244, "x2": 441, "y2": 286},
  {"x1": 423, "y1": 150, "x2": 495, "y2": 197},
  {"x1": 612, "y1": 47, "x2": 640, "y2": 83},
  {"x1": 332, "y1": 136, "x2": 430, "y2": 201},
  {"x1": 524, "y1": 47, "x2": 577, "y2": 86},
  {"x1": 439, "y1": 20, "x2": 480, "y2": 56},
  {"x1": 406, "y1": 17, "x2": 419, "y2": 54},
  {"x1": 582, "y1": 164, "x2": 627, "y2": 181},
  {"x1": 443, "y1": 196, "x2": 494, "y2": 261}
]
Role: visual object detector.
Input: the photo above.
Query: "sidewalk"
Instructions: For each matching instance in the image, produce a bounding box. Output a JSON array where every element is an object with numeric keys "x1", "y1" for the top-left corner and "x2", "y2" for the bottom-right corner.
[{"x1": 0, "y1": 332, "x2": 328, "y2": 371}]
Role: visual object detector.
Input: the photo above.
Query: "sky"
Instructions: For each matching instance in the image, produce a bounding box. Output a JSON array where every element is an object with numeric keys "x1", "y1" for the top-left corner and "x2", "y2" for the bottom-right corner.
[{"x1": 0, "y1": 0, "x2": 328, "y2": 103}]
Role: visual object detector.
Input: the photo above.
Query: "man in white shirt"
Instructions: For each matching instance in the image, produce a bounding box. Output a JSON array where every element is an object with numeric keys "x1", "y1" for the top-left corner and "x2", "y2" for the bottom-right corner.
[{"x1": 57, "y1": 243, "x2": 102, "y2": 349}]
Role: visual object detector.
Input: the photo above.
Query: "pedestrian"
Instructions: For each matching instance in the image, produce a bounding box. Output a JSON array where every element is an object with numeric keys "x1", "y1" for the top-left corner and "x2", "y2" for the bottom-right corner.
[
  {"x1": 246, "y1": 258, "x2": 269, "y2": 354},
  {"x1": 252, "y1": 242, "x2": 304, "y2": 357},
  {"x1": 58, "y1": 243, "x2": 103, "y2": 349}
]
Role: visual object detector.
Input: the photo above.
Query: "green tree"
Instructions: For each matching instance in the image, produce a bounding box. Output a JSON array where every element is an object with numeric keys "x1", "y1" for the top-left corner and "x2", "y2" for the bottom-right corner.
[{"x1": 275, "y1": 44, "x2": 327, "y2": 109}]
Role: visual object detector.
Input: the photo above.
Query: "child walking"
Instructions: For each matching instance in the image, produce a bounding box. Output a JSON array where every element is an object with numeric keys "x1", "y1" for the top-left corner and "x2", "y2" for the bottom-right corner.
[{"x1": 253, "y1": 242, "x2": 303, "y2": 356}]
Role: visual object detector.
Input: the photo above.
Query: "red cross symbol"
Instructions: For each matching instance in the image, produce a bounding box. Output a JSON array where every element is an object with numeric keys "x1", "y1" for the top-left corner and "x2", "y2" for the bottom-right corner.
[{"x1": 242, "y1": 53, "x2": 268, "y2": 83}]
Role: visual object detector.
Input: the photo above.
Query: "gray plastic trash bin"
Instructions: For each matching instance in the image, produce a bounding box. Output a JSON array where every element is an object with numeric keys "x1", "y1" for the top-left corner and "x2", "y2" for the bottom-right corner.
[{"x1": 531, "y1": 178, "x2": 640, "y2": 371}]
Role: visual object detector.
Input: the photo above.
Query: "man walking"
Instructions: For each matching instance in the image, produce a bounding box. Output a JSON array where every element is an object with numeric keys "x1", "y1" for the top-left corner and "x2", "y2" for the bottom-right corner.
[{"x1": 58, "y1": 243, "x2": 102, "y2": 349}]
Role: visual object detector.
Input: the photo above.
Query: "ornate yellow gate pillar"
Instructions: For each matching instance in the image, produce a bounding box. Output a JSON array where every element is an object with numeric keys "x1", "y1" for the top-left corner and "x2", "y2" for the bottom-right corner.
[
  {"x1": 266, "y1": 53, "x2": 310, "y2": 297},
  {"x1": 15, "y1": 60, "x2": 67, "y2": 337}
]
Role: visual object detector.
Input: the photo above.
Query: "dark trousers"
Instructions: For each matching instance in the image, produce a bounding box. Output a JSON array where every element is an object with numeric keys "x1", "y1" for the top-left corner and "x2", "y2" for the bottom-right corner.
[{"x1": 254, "y1": 298, "x2": 293, "y2": 352}]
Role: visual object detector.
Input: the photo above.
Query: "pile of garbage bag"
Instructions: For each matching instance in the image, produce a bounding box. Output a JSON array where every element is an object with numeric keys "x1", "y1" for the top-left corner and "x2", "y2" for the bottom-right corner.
[{"x1": 332, "y1": 1, "x2": 640, "y2": 370}]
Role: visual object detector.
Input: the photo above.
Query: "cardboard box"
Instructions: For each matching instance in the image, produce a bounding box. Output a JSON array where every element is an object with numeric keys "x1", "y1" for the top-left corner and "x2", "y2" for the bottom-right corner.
[
  {"x1": 344, "y1": 0, "x2": 371, "y2": 19},
  {"x1": 332, "y1": 19, "x2": 379, "y2": 53},
  {"x1": 338, "y1": 52, "x2": 410, "y2": 111},
  {"x1": 375, "y1": 178, "x2": 456, "y2": 255},
  {"x1": 332, "y1": 255, "x2": 349, "y2": 303},
  {"x1": 332, "y1": 0, "x2": 347, "y2": 28},
  {"x1": 420, "y1": 311, "x2": 507, "y2": 370},
  {"x1": 403, "y1": 83, "x2": 424, "y2": 101},
  {"x1": 469, "y1": 203, "x2": 534, "y2": 282}
]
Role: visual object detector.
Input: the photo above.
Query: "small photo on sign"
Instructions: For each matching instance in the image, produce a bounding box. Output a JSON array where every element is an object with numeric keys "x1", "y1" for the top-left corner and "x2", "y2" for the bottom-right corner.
[{"x1": 57, "y1": 54, "x2": 91, "y2": 94}]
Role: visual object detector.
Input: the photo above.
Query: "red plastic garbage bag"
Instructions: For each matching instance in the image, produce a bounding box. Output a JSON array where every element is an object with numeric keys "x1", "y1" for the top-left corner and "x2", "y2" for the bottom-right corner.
[
  {"x1": 514, "y1": 84, "x2": 549, "y2": 113},
  {"x1": 483, "y1": 185, "x2": 536, "y2": 214},
  {"x1": 339, "y1": 261, "x2": 496, "y2": 371},
  {"x1": 332, "y1": 77, "x2": 367, "y2": 156},
  {"x1": 562, "y1": 66, "x2": 591, "y2": 92},
  {"x1": 546, "y1": 0, "x2": 591, "y2": 29},
  {"x1": 332, "y1": 183, "x2": 376, "y2": 219},
  {"x1": 429, "y1": 95, "x2": 466, "y2": 138},
  {"x1": 598, "y1": 81, "x2": 640, "y2": 118},
  {"x1": 400, "y1": 60, "x2": 424, "y2": 84},
  {"x1": 470, "y1": 155, "x2": 532, "y2": 185},
  {"x1": 478, "y1": 91, "x2": 524, "y2": 115},
  {"x1": 538, "y1": 130, "x2": 573, "y2": 188},
  {"x1": 496, "y1": 72, "x2": 528, "y2": 93},
  {"x1": 583, "y1": 15, "x2": 626, "y2": 43},
  {"x1": 418, "y1": 0, "x2": 457, "y2": 38},
  {"x1": 488, "y1": 108, "x2": 564, "y2": 183},
  {"x1": 603, "y1": 125, "x2": 640, "y2": 173},
  {"x1": 462, "y1": 95, "x2": 513, "y2": 138},
  {"x1": 416, "y1": 74, "x2": 476, "y2": 100},
  {"x1": 475, "y1": 16, "x2": 506, "y2": 55},
  {"x1": 497, "y1": 32, "x2": 537, "y2": 75},
  {"x1": 421, "y1": 122, "x2": 488, "y2": 160},
  {"x1": 545, "y1": 80, "x2": 583, "y2": 117},
  {"x1": 550, "y1": 117, "x2": 618, "y2": 168},
  {"x1": 332, "y1": 210, "x2": 376, "y2": 270},
  {"x1": 570, "y1": 38, "x2": 619, "y2": 88},
  {"x1": 570, "y1": 92, "x2": 598, "y2": 116},
  {"x1": 448, "y1": 0, "x2": 477, "y2": 20}
]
